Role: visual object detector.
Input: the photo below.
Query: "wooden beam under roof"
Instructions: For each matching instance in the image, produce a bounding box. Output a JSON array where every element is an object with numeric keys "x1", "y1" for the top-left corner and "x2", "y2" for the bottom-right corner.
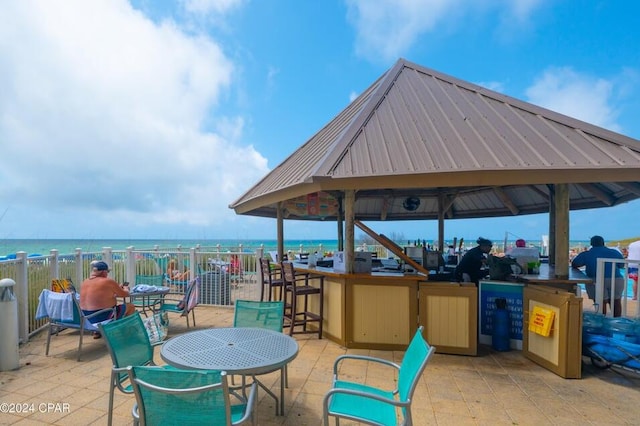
[
  {"x1": 493, "y1": 186, "x2": 520, "y2": 215},
  {"x1": 578, "y1": 183, "x2": 616, "y2": 206},
  {"x1": 618, "y1": 181, "x2": 640, "y2": 196}
]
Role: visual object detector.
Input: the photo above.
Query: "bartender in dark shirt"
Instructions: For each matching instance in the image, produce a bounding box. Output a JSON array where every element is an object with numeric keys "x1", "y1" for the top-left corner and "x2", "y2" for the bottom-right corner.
[{"x1": 455, "y1": 237, "x2": 493, "y2": 284}]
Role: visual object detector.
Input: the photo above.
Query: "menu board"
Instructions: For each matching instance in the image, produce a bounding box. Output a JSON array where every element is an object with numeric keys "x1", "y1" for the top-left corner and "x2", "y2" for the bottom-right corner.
[{"x1": 478, "y1": 281, "x2": 525, "y2": 350}]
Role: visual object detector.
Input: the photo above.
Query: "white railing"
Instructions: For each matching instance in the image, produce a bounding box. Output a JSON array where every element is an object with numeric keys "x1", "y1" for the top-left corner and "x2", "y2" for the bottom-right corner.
[
  {"x1": 0, "y1": 241, "x2": 399, "y2": 344},
  {"x1": 594, "y1": 257, "x2": 639, "y2": 318},
  {"x1": 0, "y1": 246, "x2": 266, "y2": 344}
]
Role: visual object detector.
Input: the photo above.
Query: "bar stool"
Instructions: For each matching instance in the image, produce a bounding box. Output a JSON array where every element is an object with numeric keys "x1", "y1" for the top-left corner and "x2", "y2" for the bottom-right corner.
[
  {"x1": 259, "y1": 257, "x2": 284, "y2": 302},
  {"x1": 281, "y1": 261, "x2": 324, "y2": 338}
]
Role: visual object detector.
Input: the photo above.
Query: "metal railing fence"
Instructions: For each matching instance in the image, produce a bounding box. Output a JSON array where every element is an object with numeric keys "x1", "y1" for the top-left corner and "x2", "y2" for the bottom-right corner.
[{"x1": 2, "y1": 241, "x2": 399, "y2": 345}]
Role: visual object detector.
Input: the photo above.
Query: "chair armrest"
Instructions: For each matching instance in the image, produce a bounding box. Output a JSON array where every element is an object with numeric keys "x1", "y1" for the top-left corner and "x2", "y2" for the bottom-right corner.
[
  {"x1": 333, "y1": 354, "x2": 400, "y2": 376},
  {"x1": 83, "y1": 306, "x2": 117, "y2": 321},
  {"x1": 323, "y1": 387, "x2": 410, "y2": 410},
  {"x1": 233, "y1": 381, "x2": 258, "y2": 424},
  {"x1": 162, "y1": 294, "x2": 183, "y2": 303}
]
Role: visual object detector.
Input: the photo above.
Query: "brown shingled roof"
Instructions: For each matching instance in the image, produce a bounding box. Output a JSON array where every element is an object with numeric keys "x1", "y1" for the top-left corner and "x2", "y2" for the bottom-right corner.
[{"x1": 230, "y1": 58, "x2": 640, "y2": 221}]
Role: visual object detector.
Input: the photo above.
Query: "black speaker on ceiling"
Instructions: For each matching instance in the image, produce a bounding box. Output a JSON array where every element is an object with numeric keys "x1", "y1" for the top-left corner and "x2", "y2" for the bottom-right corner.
[{"x1": 402, "y1": 196, "x2": 420, "y2": 211}]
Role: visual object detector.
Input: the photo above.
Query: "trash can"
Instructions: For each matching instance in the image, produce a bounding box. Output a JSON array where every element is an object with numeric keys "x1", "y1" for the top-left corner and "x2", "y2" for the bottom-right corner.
[
  {"x1": 199, "y1": 271, "x2": 231, "y2": 305},
  {"x1": 0, "y1": 278, "x2": 19, "y2": 371},
  {"x1": 492, "y1": 297, "x2": 511, "y2": 352}
]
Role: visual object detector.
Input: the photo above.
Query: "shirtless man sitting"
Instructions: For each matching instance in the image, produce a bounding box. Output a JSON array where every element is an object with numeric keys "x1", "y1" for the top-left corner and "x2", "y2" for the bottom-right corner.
[{"x1": 79, "y1": 261, "x2": 135, "y2": 338}]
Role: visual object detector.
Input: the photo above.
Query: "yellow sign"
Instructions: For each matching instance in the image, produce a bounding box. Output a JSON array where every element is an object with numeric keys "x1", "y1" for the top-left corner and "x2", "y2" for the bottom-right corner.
[{"x1": 528, "y1": 305, "x2": 555, "y2": 337}]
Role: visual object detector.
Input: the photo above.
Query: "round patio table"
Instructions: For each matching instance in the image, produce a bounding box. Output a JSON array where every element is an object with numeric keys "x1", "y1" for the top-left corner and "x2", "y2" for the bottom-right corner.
[
  {"x1": 160, "y1": 327, "x2": 298, "y2": 415},
  {"x1": 128, "y1": 286, "x2": 171, "y2": 316}
]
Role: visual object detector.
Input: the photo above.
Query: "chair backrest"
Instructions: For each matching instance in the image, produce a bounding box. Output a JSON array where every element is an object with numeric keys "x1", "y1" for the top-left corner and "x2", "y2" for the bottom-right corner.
[
  {"x1": 40, "y1": 287, "x2": 110, "y2": 334},
  {"x1": 135, "y1": 275, "x2": 165, "y2": 286},
  {"x1": 40, "y1": 289, "x2": 80, "y2": 323},
  {"x1": 234, "y1": 299, "x2": 284, "y2": 332},
  {"x1": 51, "y1": 278, "x2": 76, "y2": 293},
  {"x1": 260, "y1": 258, "x2": 273, "y2": 284},
  {"x1": 182, "y1": 276, "x2": 200, "y2": 313},
  {"x1": 280, "y1": 261, "x2": 296, "y2": 285},
  {"x1": 398, "y1": 326, "x2": 435, "y2": 403},
  {"x1": 154, "y1": 256, "x2": 170, "y2": 276},
  {"x1": 128, "y1": 366, "x2": 233, "y2": 425},
  {"x1": 99, "y1": 312, "x2": 154, "y2": 369}
]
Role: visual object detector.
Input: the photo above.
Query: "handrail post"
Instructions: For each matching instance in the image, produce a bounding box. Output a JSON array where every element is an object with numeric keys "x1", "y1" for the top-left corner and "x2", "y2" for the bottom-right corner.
[
  {"x1": 75, "y1": 249, "x2": 83, "y2": 285},
  {"x1": 50, "y1": 249, "x2": 59, "y2": 279},
  {"x1": 16, "y1": 251, "x2": 29, "y2": 343},
  {"x1": 189, "y1": 248, "x2": 197, "y2": 279},
  {"x1": 126, "y1": 247, "x2": 136, "y2": 285}
]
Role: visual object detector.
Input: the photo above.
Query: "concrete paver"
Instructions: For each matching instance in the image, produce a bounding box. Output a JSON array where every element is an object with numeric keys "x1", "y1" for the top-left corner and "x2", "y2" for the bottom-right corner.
[{"x1": 2, "y1": 305, "x2": 639, "y2": 425}]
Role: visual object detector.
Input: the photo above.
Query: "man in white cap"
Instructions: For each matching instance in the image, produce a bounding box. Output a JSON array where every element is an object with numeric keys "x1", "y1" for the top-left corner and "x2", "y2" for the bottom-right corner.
[{"x1": 79, "y1": 261, "x2": 135, "y2": 338}]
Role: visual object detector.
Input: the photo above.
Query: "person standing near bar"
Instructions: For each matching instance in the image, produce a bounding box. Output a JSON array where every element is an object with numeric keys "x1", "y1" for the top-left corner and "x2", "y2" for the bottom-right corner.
[
  {"x1": 571, "y1": 235, "x2": 625, "y2": 317},
  {"x1": 455, "y1": 237, "x2": 493, "y2": 285}
]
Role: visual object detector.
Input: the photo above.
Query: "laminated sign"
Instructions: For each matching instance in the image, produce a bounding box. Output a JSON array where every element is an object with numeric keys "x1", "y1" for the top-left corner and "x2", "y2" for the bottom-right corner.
[{"x1": 528, "y1": 305, "x2": 555, "y2": 337}]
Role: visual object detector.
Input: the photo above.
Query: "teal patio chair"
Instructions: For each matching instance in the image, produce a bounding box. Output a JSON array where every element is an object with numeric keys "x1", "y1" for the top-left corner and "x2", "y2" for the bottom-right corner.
[
  {"x1": 233, "y1": 299, "x2": 287, "y2": 415},
  {"x1": 234, "y1": 299, "x2": 284, "y2": 332},
  {"x1": 127, "y1": 366, "x2": 257, "y2": 426},
  {"x1": 322, "y1": 326, "x2": 435, "y2": 426},
  {"x1": 40, "y1": 287, "x2": 115, "y2": 361},
  {"x1": 159, "y1": 276, "x2": 200, "y2": 328},
  {"x1": 98, "y1": 311, "x2": 173, "y2": 426}
]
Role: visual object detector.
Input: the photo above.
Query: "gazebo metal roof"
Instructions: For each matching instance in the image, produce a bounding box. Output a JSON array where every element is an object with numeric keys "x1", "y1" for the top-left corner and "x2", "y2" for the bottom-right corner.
[{"x1": 230, "y1": 58, "x2": 640, "y2": 222}]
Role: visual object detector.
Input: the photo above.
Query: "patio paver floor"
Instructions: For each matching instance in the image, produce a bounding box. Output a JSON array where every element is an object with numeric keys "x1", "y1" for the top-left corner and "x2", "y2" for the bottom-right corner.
[{"x1": 2, "y1": 305, "x2": 640, "y2": 425}]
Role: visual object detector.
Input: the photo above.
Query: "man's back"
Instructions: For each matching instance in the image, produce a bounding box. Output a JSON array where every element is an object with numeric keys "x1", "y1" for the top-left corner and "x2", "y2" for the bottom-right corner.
[
  {"x1": 80, "y1": 276, "x2": 123, "y2": 311},
  {"x1": 572, "y1": 246, "x2": 623, "y2": 278}
]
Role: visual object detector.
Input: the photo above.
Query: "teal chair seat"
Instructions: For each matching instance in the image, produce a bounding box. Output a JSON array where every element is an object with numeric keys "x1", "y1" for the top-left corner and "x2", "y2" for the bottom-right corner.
[
  {"x1": 323, "y1": 325, "x2": 435, "y2": 426},
  {"x1": 328, "y1": 380, "x2": 398, "y2": 425}
]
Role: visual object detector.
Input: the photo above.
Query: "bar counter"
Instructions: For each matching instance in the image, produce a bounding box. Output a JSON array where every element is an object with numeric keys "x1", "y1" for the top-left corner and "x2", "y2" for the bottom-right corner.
[
  {"x1": 516, "y1": 263, "x2": 591, "y2": 293},
  {"x1": 291, "y1": 263, "x2": 424, "y2": 350},
  {"x1": 290, "y1": 262, "x2": 589, "y2": 354},
  {"x1": 291, "y1": 263, "x2": 477, "y2": 352}
]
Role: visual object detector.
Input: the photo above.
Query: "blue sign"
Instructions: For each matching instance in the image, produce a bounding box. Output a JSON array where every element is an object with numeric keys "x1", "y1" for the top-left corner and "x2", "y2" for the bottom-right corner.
[{"x1": 479, "y1": 281, "x2": 525, "y2": 341}]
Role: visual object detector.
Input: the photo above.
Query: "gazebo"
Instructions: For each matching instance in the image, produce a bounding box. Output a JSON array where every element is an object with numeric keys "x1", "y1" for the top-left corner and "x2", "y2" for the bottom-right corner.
[{"x1": 230, "y1": 58, "x2": 640, "y2": 275}]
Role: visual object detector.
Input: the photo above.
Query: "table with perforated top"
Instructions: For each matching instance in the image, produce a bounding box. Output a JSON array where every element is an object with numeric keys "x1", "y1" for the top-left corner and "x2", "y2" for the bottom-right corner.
[{"x1": 161, "y1": 327, "x2": 298, "y2": 414}]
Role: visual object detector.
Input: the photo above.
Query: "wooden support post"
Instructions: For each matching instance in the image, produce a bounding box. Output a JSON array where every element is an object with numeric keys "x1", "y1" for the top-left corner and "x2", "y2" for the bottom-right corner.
[
  {"x1": 554, "y1": 184, "x2": 570, "y2": 279},
  {"x1": 344, "y1": 190, "x2": 355, "y2": 274}
]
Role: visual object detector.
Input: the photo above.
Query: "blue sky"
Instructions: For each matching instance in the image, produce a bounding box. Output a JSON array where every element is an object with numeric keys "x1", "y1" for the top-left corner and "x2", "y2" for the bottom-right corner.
[{"x1": 0, "y1": 0, "x2": 639, "y2": 244}]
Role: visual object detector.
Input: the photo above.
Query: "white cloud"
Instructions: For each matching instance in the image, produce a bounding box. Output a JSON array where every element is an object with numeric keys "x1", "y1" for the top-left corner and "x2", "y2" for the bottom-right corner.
[
  {"x1": 345, "y1": 0, "x2": 544, "y2": 63},
  {"x1": 525, "y1": 67, "x2": 621, "y2": 131},
  {"x1": 181, "y1": 0, "x2": 245, "y2": 15},
  {"x1": 475, "y1": 81, "x2": 505, "y2": 93},
  {"x1": 0, "y1": 0, "x2": 268, "y2": 238}
]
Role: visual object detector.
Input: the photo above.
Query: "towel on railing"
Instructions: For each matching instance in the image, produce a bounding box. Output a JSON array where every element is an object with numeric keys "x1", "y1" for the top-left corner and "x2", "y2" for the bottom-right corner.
[
  {"x1": 132, "y1": 284, "x2": 158, "y2": 293},
  {"x1": 35, "y1": 289, "x2": 74, "y2": 321}
]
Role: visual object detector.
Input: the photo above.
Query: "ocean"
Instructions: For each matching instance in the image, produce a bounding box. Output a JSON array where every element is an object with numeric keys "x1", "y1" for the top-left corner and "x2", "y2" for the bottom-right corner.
[
  {"x1": 0, "y1": 238, "x2": 343, "y2": 257},
  {"x1": 0, "y1": 237, "x2": 592, "y2": 258}
]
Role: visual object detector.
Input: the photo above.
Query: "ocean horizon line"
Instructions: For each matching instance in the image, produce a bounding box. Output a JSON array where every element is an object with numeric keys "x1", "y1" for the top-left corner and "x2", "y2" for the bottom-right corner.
[{"x1": 0, "y1": 237, "x2": 594, "y2": 258}]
